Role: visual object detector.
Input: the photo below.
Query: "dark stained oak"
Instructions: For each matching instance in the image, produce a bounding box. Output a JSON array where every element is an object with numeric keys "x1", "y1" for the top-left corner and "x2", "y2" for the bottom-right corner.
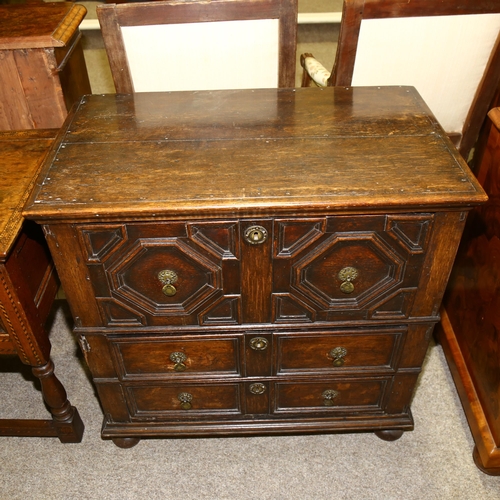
[
  {"x1": 112, "y1": 437, "x2": 140, "y2": 449},
  {"x1": 25, "y1": 88, "x2": 485, "y2": 219},
  {"x1": 0, "y1": 130, "x2": 83, "y2": 442},
  {"x1": 24, "y1": 87, "x2": 486, "y2": 447},
  {"x1": 375, "y1": 429, "x2": 404, "y2": 442}
]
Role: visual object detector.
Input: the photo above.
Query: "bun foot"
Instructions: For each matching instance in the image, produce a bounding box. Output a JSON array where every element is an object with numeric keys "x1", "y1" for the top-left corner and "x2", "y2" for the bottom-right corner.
[
  {"x1": 112, "y1": 437, "x2": 140, "y2": 448},
  {"x1": 375, "y1": 429, "x2": 404, "y2": 441},
  {"x1": 472, "y1": 446, "x2": 500, "y2": 475}
]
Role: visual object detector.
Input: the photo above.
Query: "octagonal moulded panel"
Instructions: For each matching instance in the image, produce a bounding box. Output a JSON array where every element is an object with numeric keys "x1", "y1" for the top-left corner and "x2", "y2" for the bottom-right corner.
[
  {"x1": 107, "y1": 238, "x2": 222, "y2": 317},
  {"x1": 291, "y1": 232, "x2": 406, "y2": 311}
]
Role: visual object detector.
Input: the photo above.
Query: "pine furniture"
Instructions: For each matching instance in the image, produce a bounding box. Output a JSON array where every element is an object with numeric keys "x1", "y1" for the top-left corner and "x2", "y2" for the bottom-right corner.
[{"x1": 0, "y1": 2, "x2": 91, "y2": 130}]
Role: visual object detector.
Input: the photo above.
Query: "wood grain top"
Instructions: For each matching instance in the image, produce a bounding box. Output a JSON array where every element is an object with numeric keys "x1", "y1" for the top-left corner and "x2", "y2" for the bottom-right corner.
[
  {"x1": 23, "y1": 87, "x2": 487, "y2": 222},
  {"x1": 0, "y1": 129, "x2": 56, "y2": 257},
  {"x1": 0, "y1": 3, "x2": 86, "y2": 49}
]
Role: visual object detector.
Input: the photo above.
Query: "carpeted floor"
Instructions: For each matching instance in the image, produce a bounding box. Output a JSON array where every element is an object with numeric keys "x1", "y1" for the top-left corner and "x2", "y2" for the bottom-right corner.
[{"x1": 1, "y1": 2, "x2": 500, "y2": 498}]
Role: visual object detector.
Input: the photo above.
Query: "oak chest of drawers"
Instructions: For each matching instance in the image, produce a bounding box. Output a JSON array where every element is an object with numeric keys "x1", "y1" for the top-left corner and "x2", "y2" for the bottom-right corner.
[{"x1": 24, "y1": 87, "x2": 487, "y2": 447}]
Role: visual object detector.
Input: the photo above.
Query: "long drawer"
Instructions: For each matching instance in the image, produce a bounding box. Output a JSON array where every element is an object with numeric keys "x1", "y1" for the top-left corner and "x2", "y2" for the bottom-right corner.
[
  {"x1": 97, "y1": 375, "x2": 394, "y2": 422},
  {"x1": 75, "y1": 214, "x2": 433, "y2": 328},
  {"x1": 107, "y1": 325, "x2": 407, "y2": 382}
]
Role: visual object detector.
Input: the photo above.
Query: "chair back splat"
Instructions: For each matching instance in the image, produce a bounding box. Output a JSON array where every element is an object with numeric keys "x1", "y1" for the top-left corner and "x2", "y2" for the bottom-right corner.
[
  {"x1": 301, "y1": 0, "x2": 500, "y2": 160},
  {"x1": 98, "y1": 0, "x2": 298, "y2": 93}
]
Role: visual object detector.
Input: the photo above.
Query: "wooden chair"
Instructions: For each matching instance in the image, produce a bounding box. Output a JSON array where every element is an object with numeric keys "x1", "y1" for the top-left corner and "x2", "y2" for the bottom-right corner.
[
  {"x1": 300, "y1": 0, "x2": 500, "y2": 160},
  {"x1": 97, "y1": 0, "x2": 298, "y2": 93}
]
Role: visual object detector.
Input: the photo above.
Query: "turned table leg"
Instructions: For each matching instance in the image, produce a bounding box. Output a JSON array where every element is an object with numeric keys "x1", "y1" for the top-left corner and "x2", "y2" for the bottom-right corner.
[
  {"x1": 32, "y1": 360, "x2": 84, "y2": 442},
  {"x1": 0, "y1": 243, "x2": 84, "y2": 442}
]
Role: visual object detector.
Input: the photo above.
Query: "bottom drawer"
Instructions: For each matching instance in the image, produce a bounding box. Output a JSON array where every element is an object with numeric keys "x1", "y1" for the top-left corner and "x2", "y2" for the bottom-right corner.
[
  {"x1": 118, "y1": 376, "x2": 389, "y2": 420},
  {"x1": 125, "y1": 383, "x2": 243, "y2": 418},
  {"x1": 274, "y1": 378, "x2": 389, "y2": 415}
]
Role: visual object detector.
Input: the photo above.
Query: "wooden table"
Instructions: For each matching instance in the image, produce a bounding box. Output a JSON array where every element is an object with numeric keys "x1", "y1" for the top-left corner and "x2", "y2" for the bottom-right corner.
[
  {"x1": 0, "y1": 129, "x2": 83, "y2": 442},
  {"x1": 0, "y1": 2, "x2": 91, "y2": 130},
  {"x1": 24, "y1": 87, "x2": 486, "y2": 448}
]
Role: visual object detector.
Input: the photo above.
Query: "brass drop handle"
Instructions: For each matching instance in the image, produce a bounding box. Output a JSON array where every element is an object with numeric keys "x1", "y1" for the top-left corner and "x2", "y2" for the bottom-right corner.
[
  {"x1": 338, "y1": 266, "x2": 358, "y2": 294},
  {"x1": 178, "y1": 392, "x2": 193, "y2": 410},
  {"x1": 244, "y1": 225, "x2": 268, "y2": 245},
  {"x1": 249, "y1": 383, "x2": 266, "y2": 395},
  {"x1": 328, "y1": 347, "x2": 347, "y2": 367},
  {"x1": 158, "y1": 269, "x2": 178, "y2": 297},
  {"x1": 170, "y1": 351, "x2": 187, "y2": 371},
  {"x1": 322, "y1": 389, "x2": 340, "y2": 406},
  {"x1": 250, "y1": 337, "x2": 268, "y2": 351}
]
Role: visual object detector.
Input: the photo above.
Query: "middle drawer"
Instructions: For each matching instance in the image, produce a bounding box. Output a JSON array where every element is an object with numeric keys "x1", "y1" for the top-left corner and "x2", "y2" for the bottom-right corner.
[
  {"x1": 108, "y1": 325, "x2": 406, "y2": 381},
  {"x1": 277, "y1": 327, "x2": 405, "y2": 375}
]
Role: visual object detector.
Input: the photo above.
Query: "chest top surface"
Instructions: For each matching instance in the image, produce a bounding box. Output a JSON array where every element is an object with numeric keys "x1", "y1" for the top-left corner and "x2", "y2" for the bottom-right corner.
[
  {"x1": 23, "y1": 86, "x2": 486, "y2": 222},
  {"x1": 0, "y1": 129, "x2": 56, "y2": 258}
]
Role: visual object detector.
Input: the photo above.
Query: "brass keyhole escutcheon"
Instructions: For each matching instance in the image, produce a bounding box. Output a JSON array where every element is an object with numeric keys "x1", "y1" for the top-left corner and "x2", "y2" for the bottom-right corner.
[
  {"x1": 329, "y1": 347, "x2": 347, "y2": 367},
  {"x1": 170, "y1": 351, "x2": 187, "y2": 372},
  {"x1": 250, "y1": 337, "x2": 268, "y2": 351},
  {"x1": 158, "y1": 269, "x2": 178, "y2": 297},
  {"x1": 322, "y1": 389, "x2": 340, "y2": 406},
  {"x1": 244, "y1": 225, "x2": 268, "y2": 245},
  {"x1": 178, "y1": 392, "x2": 193, "y2": 410},
  {"x1": 249, "y1": 383, "x2": 266, "y2": 395},
  {"x1": 338, "y1": 266, "x2": 358, "y2": 294}
]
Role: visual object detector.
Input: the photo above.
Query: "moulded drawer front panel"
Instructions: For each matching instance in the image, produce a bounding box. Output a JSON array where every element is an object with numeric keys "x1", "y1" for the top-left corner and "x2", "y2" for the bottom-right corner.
[
  {"x1": 274, "y1": 378, "x2": 389, "y2": 414},
  {"x1": 277, "y1": 328, "x2": 405, "y2": 374},
  {"x1": 272, "y1": 214, "x2": 434, "y2": 323},
  {"x1": 111, "y1": 335, "x2": 241, "y2": 379},
  {"x1": 77, "y1": 221, "x2": 241, "y2": 327},
  {"x1": 125, "y1": 383, "x2": 243, "y2": 417}
]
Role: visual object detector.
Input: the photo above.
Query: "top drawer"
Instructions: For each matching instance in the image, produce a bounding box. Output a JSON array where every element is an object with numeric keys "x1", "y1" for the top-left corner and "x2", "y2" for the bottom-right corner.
[
  {"x1": 78, "y1": 221, "x2": 241, "y2": 327},
  {"x1": 272, "y1": 214, "x2": 433, "y2": 322},
  {"x1": 76, "y1": 214, "x2": 433, "y2": 327}
]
